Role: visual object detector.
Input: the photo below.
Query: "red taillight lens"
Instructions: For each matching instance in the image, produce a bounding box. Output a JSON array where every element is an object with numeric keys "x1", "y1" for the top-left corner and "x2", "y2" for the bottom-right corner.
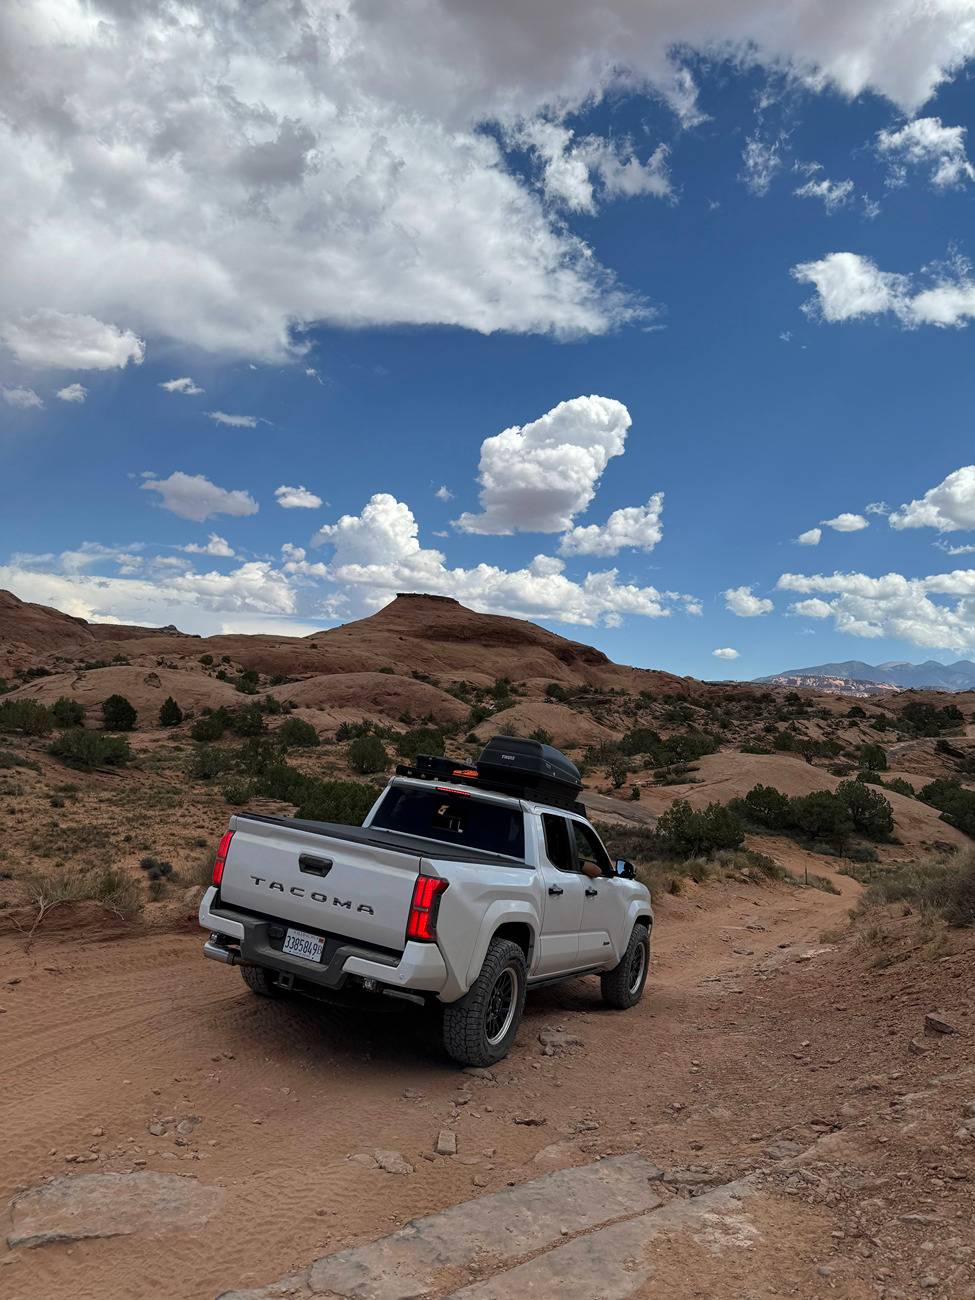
[
  {"x1": 212, "y1": 830, "x2": 235, "y2": 887},
  {"x1": 406, "y1": 875, "x2": 448, "y2": 942}
]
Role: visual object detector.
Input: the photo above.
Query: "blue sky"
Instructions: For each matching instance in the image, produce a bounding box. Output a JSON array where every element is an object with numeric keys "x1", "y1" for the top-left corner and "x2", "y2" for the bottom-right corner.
[{"x1": 3, "y1": 3, "x2": 975, "y2": 680}]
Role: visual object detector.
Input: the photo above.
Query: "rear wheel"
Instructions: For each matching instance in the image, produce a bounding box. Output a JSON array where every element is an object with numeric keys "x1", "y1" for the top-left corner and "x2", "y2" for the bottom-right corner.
[
  {"x1": 442, "y1": 938, "x2": 527, "y2": 1067},
  {"x1": 600, "y1": 923, "x2": 650, "y2": 1010},
  {"x1": 240, "y1": 964, "x2": 284, "y2": 998}
]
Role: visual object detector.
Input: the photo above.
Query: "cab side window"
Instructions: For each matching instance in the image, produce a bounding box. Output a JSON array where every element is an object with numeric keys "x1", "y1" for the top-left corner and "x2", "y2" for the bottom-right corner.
[
  {"x1": 571, "y1": 821, "x2": 612, "y2": 877},
  {"x1": 542, "y1": 813, "x2": 574, "y2": 872}
]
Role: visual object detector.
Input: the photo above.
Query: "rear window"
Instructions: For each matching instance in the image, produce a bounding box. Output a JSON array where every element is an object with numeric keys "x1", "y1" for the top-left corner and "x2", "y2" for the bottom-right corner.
[{"x1": 371, "y1": 786, "x2": 525, "y2": 859}]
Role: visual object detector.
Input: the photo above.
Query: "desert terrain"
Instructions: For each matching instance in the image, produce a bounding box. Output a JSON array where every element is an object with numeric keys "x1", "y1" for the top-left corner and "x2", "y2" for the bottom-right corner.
[{"x1": 1, "y1": 589, "x2": 973, "y2": 1299}]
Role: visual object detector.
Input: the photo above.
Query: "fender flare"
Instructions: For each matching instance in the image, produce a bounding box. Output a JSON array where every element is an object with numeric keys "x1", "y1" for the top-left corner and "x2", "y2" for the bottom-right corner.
[
  {"x1": 466, "y1": 900, "x2": 540, "y2": 987},
  {"x1": 627, "y1": 900, "x2": 654, "y2": 935}
]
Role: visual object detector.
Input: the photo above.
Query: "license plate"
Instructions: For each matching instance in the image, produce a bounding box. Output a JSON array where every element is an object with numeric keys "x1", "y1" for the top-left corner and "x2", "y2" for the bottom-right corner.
[{"x1": 282, "y1": 928, "x2": 325, "y2": 963}]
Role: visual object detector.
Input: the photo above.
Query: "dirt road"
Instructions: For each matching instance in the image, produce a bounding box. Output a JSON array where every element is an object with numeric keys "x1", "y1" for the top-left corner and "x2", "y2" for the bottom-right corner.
[{"x1": 2, "y1": 864, "x2": 973, "y2": 1299}]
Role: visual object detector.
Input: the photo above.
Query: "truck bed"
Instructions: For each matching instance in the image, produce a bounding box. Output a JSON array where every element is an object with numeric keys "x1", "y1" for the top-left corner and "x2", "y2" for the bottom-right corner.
[{"x1": 234, "y1": 812, "x2": 528, "y2": 867}]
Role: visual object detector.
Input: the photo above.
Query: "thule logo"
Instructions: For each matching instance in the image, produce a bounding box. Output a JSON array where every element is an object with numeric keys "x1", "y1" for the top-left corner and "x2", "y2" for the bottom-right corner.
[{"x1": 249, "y1": 875, "x2": 375, "y2": 914}]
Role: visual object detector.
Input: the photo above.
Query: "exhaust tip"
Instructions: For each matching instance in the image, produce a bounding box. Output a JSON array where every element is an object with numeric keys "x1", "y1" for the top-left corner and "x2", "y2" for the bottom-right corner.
[{"x1": 203, "y1": 935, "x2": 240, "y2": 965}]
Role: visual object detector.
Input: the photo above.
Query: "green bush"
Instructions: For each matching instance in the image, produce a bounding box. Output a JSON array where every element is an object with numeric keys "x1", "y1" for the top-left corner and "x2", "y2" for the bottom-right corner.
[
  {"x1": 191, "y1": 714, "x2": 226, "y2": 743},
  {"x1": 348, "y1": 734, "x2": 388, "y2": 774},
  {"x1": 859, "y1": 742, "x2": 888, "y2": 771},
  {"x1": 50, "y1": 728, "x2": 131, "y2": 770},
  {"x1": 899, "y1": 701, "x2": 965, "y2": 737},
  {"x1": 397, "y1": 726, "x2": 444, "y2": 762},
  {"x1": 0, "y1": 698, "x2": 54, "y2": 736},
  {"x1": 229, "y1": 703, "x2": 266, "y2": 737},
  {"x1": 159, "y1": 696, "x2": 183, "y2": 727},
  {"x1": 861, "y1": 851, "x2": 975, "y2": 926},
  {"x1": 102, "y1": 694, "x2": 137, "y2": 731},
  {"x1": 186, "y1": 745, "x2": 231, "y2": 780},
  {"x1": 883, "y1": 776, "x2": 917, "y2": 799},
  {"x1": 277, "y1": 716, "x2": 319, "y2": 749},
  {"x1": 835, "y1": 779, "x2": 894, "y2": 837},
  {"x1": 789, "y1": 790, "x2": 854, "y2": 844},
  {"x1": 729, "y1": 783, "x2": 791, "y2": 830},
  {"x1": 51, "y1": 696, "x2": 85, "y2": 728},
  {"x1": 235, "y1": 667, "x2": 260, "y2": 695},
  {"x1": 293, "y1": 777, "x2": 377, "y2": 824},
  {"x1": 655, "y1": 799, "x2": 745, "y2": 858},
  {"x1": 919, "y1": 778, "x2": 975, "y2": 837},
  {"x1": 221, "y1": 779, "x2": 253, "y2": 805}
]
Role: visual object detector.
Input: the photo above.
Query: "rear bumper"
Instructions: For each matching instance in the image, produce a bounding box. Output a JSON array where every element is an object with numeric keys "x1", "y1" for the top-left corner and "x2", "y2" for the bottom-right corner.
[{"x1": 199, "y1": 886, "x2": 449, "y2": 997}]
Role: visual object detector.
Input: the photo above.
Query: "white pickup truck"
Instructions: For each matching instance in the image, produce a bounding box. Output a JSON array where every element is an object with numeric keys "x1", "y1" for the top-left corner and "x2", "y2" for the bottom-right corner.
[{"x1": 199, "y1": 738, "x2": 653, "y2": 1066}]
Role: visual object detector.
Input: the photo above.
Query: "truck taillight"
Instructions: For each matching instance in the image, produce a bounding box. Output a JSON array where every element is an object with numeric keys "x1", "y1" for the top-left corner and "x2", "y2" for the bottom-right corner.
[
  {"x1": 212, "y1": 830, "x2": 235, "y2": 887},
  {"x1": 406, "y1": 875, "x2": 448, "y2": 943}
]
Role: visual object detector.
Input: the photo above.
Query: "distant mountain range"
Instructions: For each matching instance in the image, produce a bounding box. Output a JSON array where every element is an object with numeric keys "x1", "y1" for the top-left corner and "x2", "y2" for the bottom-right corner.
[{"x1": 756, "y1": 659, "x2": 975, "y2": 694}]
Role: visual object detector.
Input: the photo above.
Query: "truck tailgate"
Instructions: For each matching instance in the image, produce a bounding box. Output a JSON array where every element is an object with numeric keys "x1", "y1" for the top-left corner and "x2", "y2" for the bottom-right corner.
[{"x1": 219, "y1": 815, "x2": 421, "y2": 952}]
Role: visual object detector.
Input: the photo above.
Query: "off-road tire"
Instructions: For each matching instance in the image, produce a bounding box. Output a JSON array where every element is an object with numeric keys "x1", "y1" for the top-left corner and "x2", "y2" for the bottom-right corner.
[
  {"x1": 600, "y1": 923, "x2": 650, "y2": 1010},
  {"x1": 240, "y1": 963, "x2": 284, "y2": 998},
  {"x1": 442, "y1": 938, "x2": 527, "y2": 1067}
]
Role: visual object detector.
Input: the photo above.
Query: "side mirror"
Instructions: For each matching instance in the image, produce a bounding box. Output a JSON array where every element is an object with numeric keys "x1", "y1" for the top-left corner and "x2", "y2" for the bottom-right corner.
[{"x1": 614, "y1": 859, "x2": 635, "y2": 880}]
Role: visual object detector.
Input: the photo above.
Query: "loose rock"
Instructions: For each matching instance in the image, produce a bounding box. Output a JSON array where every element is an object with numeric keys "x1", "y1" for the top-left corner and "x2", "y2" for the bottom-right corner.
[{"x1": 436, "y1": 1129, "x2": 457, "y2": 1156}]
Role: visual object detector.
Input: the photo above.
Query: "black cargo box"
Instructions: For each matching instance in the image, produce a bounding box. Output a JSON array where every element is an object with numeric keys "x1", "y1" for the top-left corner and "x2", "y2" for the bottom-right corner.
[
  {"x1": 397, "y1": 736, "x2": 584, "y2": 810},
  {"x1": 476, "y1": 736, "x2": 582, "y2": 808}
]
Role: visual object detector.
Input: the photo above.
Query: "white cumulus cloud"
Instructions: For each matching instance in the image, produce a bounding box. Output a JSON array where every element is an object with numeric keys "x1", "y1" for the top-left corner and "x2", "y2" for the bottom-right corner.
[
  {"x1": 314, "y1": 491, "x2": 695, "y2": 627},
  {"x1": 56, "y1": 383, "x2": 87, "y2": 403},
  {"x1": 3, "y1": 1, "x2": 973, "y2": 363},
  {"x1": 275, "y1": 484, "x2": 323, "y2": 510},
  {"x1": 455, "y1": 395, "x2": 631, "y2": 535},
  {"x1": 779, "y1": 568, "x2": 975, "y2": 652},
  {"x1": 876, "y1": 116, "x2": 975, "y2": 188},
  {"x1": 797, "y1": 528, "x2": 822, "y2": 545},
  {"x1": 822, "y1": 512, "x2": 868, "y2": 532},
  {"x1": 712, "y1": 647, "x2": 740, "y2": 660},
  {"x1": 1, "y1": 384, "x2": 43, "y2": 409},
  {"x1": 515, "y1": 119, "x2": 670, "y2": 213},
  {"x1": 558, "y1": 494, "x2": 664, "y2": 557},
  {"x1": 160, "y1": 377, "x2": 204, "y2": 395},
  {"x1": 0, "y1": 311, "x2": 144, "y2": 370},
  {"x1": 435, "y1": 485, "x2": 454, "y2": 502},
  {"x1": 181, "y1": 533, "x2": 236, "y2": 557},
  {"x1": 141, "y1": 472, "x2": 259, "y2": 523},
  {"x1": 724, "y1": 585, "x2": 774, "y2": 617},
  {"x1": 793, "y1": 251, "x2": 975, "y2": 329},
  {"x1": 889, "y1": 465, "x2": 975, "y2": 532}
]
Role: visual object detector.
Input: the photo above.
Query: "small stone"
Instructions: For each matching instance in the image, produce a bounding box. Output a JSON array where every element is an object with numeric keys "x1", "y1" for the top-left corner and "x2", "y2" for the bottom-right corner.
[
  {"x1": 817, "y1": 1265, "x2": 833, "y2": 1278},
  {"x1": 435, "y1": 1129, "x2": 457, "y2": 1156},
  {"x1": 455, "y1": 1092, "x2": 473, "y2": 1106},
  {"x1": 962, "y1": 1101, "x2": 975, "y2": 1119},
  {"x1": 537, "y1": 1027, "x2": 583, "y2": 1051},
  {"x1": 764, "y1": 1139, "x2": 803, "y2": 1159},
  {"x1": 147, "y1": 1122, "x2": 166, "y2": 1137},
  {"x1": 512, "y1": 1114, "x2": 546, "y2": 1127},
  {"x1": 920, "y1": 1277, "x2": 939, "y2": 1289},
  {"x1": 688, "y1": 1140, "x2": 704, "y2": 1151},
  {"x1": 924, "y1": 1011, "x2": 957, "y2": 1035},
  {"x1": 91, "y1": 1128, "x2": 105, "y2": 1138},
  {"x1": 909, "y1": 1037, "x2": 934, "y2": 1056},
  {"x1": 402, "y1": 1088, "x2": 424, "y2": 1100},
  {"x1": 348, "y1": 1153, "x2": 379, "y2": 1168},
  {"x1": 472, "y1": 1175, "x2": 488, "y2": 1188},
  {"x1": 463, "y1": 1067, "x2": 495, "y2": 1081},
  {"x1": 176, "y1": 1117, "x2": 201, "y2": 1138},
  {"x1": 373, "y1": 1150, "x2": 414, "y2": 1175}
]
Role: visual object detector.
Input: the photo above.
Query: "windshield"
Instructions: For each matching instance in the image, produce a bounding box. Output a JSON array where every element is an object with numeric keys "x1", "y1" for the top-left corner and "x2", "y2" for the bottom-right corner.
[{"x1": 371, "y1": 786, "x2": 525, "y2": 859}]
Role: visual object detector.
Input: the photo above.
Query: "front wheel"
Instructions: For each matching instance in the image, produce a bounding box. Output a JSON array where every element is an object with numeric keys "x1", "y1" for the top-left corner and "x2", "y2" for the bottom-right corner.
[
  {"x1": 442, "y1": 938, "x2": 527, "y2": 1067},
  {"x1": 600, "y1": 923, "x2": 650, "y2": 1010}
]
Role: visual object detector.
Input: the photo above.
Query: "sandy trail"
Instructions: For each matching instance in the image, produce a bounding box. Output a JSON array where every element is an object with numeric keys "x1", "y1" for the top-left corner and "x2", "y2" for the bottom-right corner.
[{"x1": 0, "y1": 865, "x2": 873, "y2": 1300}]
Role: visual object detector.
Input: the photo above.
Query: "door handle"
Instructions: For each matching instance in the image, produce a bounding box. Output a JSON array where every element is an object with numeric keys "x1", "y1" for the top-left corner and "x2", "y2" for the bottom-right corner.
[
  {"x1": 585, "y1": 887, "x2": 598, "y2": 897},
  {"x1": 299, "y1": 855, "x2": 333, "y2": 877},
  {"x1": 548, "y1": 885, "x2": 564, "y2": 896}
]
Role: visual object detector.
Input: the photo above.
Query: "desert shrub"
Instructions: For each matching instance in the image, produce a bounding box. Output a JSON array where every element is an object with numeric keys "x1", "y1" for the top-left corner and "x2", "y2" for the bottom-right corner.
[
  {"x1": 860, "y1": 851, "x2": 975, "y2": 926},
  {"x1": 0, "y1": 748, "x2": 40, "y2": 771},
  {"x1": 102, "y1": 694, "x2": 137, "y2": 731},
  {"x1": 51, "y1": 696, "x2": 85, "y2": 728},
  {"x1": 545, "y1": 682, "x2": 567, "y2": 701},
  {"x1": 609, "y1": 757, "x2": 628, "y2": 789},
  {"x1": 397, "y1": 726, "x2": 444, "y2": 762},
  {"x1": 159, "y1": 696, "x2": 183, "y2": 727},
  {"x1": 859, "y1": 742, "x2": 888, "y2": 771},
  {"x1": 229, "y1": 703, "x2": 266, "y2": 737},
  {"x1": 221, "y1": 779, "x2": 253, "y2": 805},
  {"x1": 835, "y1": 780, "x2": 894, "y2": 837},
  {"x1": 191, "y1": 714, "x2": 226, "y2": 743},
  {"x1": 655, "y1": 799, "x2": 745, "y2": 857},
  {"x1": 789, "y1": 790, "x2": 854, "y2": 844},
  {"x1": 235, "y1": 667, "x2": 260, "y2": 694},
  {"x1": 847, "y1": 705, "x2": 867, "y2": 719},
  {"x1": 263, "y1": 693, "x2": 285, "y2": 714},
  {"x1": 899, "y1": 701, "x2": 965, "y2": 737},
  {"x1": 618, "y1": 727, "x2": 718, "y2": 766},
  {"x1": 20, "y1": 864, "x2": 142, "y2": 922},
  {"x1": 530, "y1": 728, "x2": 554, "y2": 746},
  {"x1": 629, "y1": 785, "x2": 640, "y2": 800},
  {"x1": 50, "y1": 728, "x2": 131, "y2": 770},
  {"x1": 336, "y1": 719, "x2": 375, "y2": 741},
  {"x1": 729, "y1": 783, "x2": 791, "y2": 830},
  {"x1": 348, "y1": 734, "x2": 388, "y2": 773},
  {"x1": 918, "y1": 778, "x2": 975, "y2": 838},
  {"x1": 199, "y1": 654, "x2": 214, "y2": 666},
  {"x1": 186, "y1": 745, "x2": 231, "y2": 780},
  {"x1": 0, "y1": 698, "x2": 54, "y2": 736},
  {"x1": 293, "y1": 777, "x2": 378, "y2": 824},
  {"x1": 277, "y1": 716, "x2": 319, "y2": 749},
  {"x1": 883, "y1": 776, "x2": 917, "y2": 799}
]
